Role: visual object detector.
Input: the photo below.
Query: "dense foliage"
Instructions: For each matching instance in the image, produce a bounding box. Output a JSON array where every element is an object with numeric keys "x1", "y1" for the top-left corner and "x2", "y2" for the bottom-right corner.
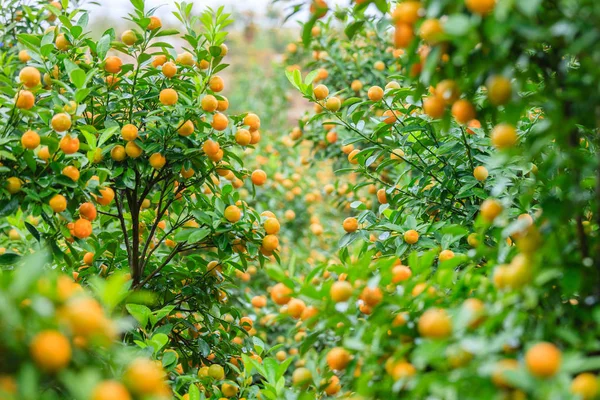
[{"x1": 1, "y1": 0, "x2": 600, "y2": 399}]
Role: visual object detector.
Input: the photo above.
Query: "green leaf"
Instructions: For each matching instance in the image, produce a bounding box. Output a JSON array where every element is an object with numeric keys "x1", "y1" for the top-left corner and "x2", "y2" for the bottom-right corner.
[
  {"x1": 345, "y1": 21, "x2": 365, "y2": 39},
  {"x1": 126, "y1": 303, "x2": 151, "y2": 328},
  {"x1": 69, "y1": 68, "x2": 86, "y2": 89},
  {"x1": 96, "y1": 34, "x2": 112, "y2": 59}
]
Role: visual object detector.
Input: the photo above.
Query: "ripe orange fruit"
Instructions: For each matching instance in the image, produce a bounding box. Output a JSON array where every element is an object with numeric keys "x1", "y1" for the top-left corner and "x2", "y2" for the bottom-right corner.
[
  {"x1": 73, "y1": 218, "x2": 93, "y2": 239},
  {"x1": 348, "y1": 149, "x2": 360, "y2": 164},
  {"x1": 15, "y1": 90, "x2": 35, "y2": 109},
  {"x1": 326, "y1": 130, "x2": 338, "y2": 143},
  {"x1": 525, "y1": 342, "x2": 561, "y2": 378},
  {"x1": 217, "y1": 97, "x2": 229, "y2": 111},
  {"x1": 439, "y1": 249, "x2": 455, "y2": 262},
  {"x1": 394, "y1": 21, "x2": 415, "y2": 48},
  {"x1": 62, "y1": 166, "x2": 80, "y2": 181},
  {"x1": 161, "y1": 61, "x2": 177, "y2": 78},
  {"x1": 55, "y1": 34, "x2": 70, "y2": 50},
  {"x1": 19, "y1": 66, "x2": 41, "y2": 88},
  {"x1": 271, "y1": 283, "x2": 292, "y2": 305},
  {"x1": 383, "y1": 109, "x2": 399, "y2": 124},
  {"x1": 390, "y1": 148, "x2": 405, "y2": 160},
  {"x1": 240, "y1": 316, "x2": 253, "y2": 331},
  {"x1": 419, "y1": 18, "x2": 444, "y2": 44},
  {"x1": 149, "y1": 153, "x2": 166, "y2": 169},
  {"x1": 251, "y1": 295, "x2": 267, "y2": 308},
  {"x1": 83, "y1": 252, "x2": 94, "y2": 265},
  {"x1": 264, "y1": 218, "x2": 280, "y2": 234},
  {"x1": 392, "y1": 265, "x2": 412, "y2": 283},
  {"x1": 147, "y1": 16, "x2": 162, "y2": 30},
  {"x1": 104, "y1": 56, "x2": 123, "y2": 74},
  {"x1": 180, "y1": 166, "x2": 194, "y2": 179},
  {"x1": 486, "y1": 75, "x2": 512, "y2": 105},
  {"x1": 435, "y1": 80, "x2": 460, "y2": 104},
  {"x1": 211, "y1": 113, "x2": 228, "y2": 131},
  {"x1": 571, "y1": 373, "x2": 599, "y2": 400},
  {"x1": 209, "y1": 75, "x2": 224, "y2": 92},
  {"x1": 224, "y1": 205, "x2": 241, "y2": 223},
  {"x1": 451, "y1": 99, "x2": 475, "y2": 124},
  {"x1": 79, "y1": 202, "x2": 97, "y2": 220},
  {"x1": 331, "y1": 280, "x2": 353, "y2": 302},
  {"x1": 360, "y1": 286, "x2": 383, "y2": 306},
  {"x1": 59, "y1": 134, "x2": 80, "y2": 154},
  {"x1": 403, "y1": 229, "x2": 419, "y2": 244},
  {"x1": 244, "y1": 113, "x2": 261, "y2": 131},
  {"x1": 325, "y1": 375, "x2": 340, "y2": 395},
  {"x1": 124, "y1": 358, "x2": 166, "y2": 395},
  {"x1": 96, "y1": 187, "x2": 115, "y2": 206},
  {"x1": 51, "y1": 113, "x2": 72, "y2": 132},
  {"x1": 262, "y1": 234, "x2": 279, "y2": 251},
  {"x1": 392, "y1": 1, "x2": 422, "y2": 24},
  {"x1": 30, "y1": 330, "x2": 72, "y2": 372},
  {"x1": 492, "y1": 359, "x2": 519, "y2": 388},
  {"x1": 177, "y1": 120, "x2": 194, "y2": 136},
  {"x1": 465, "y1": 0, "x2": 496, "y2": 15},
  {"x1": 21, "y1": 130, "x2": 40, "y2": 149},
  {"x1": 418, "y1": 308, "x2": 452, "y2": 339},
  {"x1": 423, "y1": 95, "x2": 445, "y2": 118},
  {"x1": 201, "y1": 95, "x2": 218, "y2": 112},
  {"x1": 292, "y1": 367, "x2": 313, "y2": 387},
  {"x1": 326, "y1": 97, "x2": 341, "y2": 111},
  {"x1": 19, "y1": 49, "x2": 31, "y2": 62},
  {"x1": 5, "y1": 177, "x2": 22, "y2": 194},
  {"x1": 251, "y1": 169, "x2": 267, "y2": 186},
  {"x1": 342, "y1": 217, "x2": 358, "y2": 233},
  {"x1": 367, "y1": 86, "x2": 384, "y2": 101},
  {"x1": 159, "y1": 88, "x2": 178, "y2": 105},
  {"x1": 152, "y1": 55, "x2": 167, "y2": 67},
  {"x1": 203, "y1": 139, "x2": 220, "y2": 156},
  {"x1": 91, "y1": 380, "x2": 132, "y2": 400},
  {"x1": 374, "y1": 61, "x2": 385, "y2": 71},
  {"x1": 235, "y1": 129, "x2": 251, "y2": 146},
  {"x1": 49, "y1": 194, "x2": 67, "y2": 213},
  {"x1": 491, "y1": 123, "x2": 518, "y2": 149},
  {"x1": 351, "y1": 80, "x2": 363, "y2": 92},
  {"x1": 473, "y1": 166, "x2": 488, "y2": 181},
  {"x1": 480, "y1": 199, "x2": 502, "y2": 222},
  {"x1": 176, "y1": 51, "x2": 194, "y2": 65},
  {"x1": 125, "y1": 141, "x2": 142, "y2": 158},
  {"x1": 121, "y1": 30, "x2": 137, "y2": 46},
  {"x1": 377, "y1": 188, "x2": 387, "y2": 204},
  {"x1": 121, "y1": 124, "x2": 138, "y2": 141},
  {"x1": 314, "y1": 84, "x2": 329, "y2": 100},
  {"x1": 287, "y1": 298, "x2": 306, "y2": 319},
  {"x1": 111, "y1": 145, "x2": 127, "y2": 161},
  {"x1": 326, "y1": 347, "x2": 351, "y2": 371}
]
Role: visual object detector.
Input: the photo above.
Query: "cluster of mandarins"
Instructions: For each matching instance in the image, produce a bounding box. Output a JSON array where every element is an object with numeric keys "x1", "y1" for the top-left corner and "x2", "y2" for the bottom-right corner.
[{"x1": 1, "y1": 272, "x2": 170, "y2": 400}]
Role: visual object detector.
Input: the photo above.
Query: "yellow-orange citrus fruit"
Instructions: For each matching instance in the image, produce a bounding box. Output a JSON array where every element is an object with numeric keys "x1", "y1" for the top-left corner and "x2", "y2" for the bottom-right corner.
[
  {"x1": 271, "y1": 283, "x2": 292, "y2": 305},
  {"x1": 343, "y1": 217, "x2": 358, "y2": 233},
  {"x1": 244, "y1": 113, "x2": 261, "y2": 131},
  {"x1": 487, "y1": 75, "x2": 512, "y2": 105},
  {"x1": 92, "y1": 380, "x2": 132, "y2": 400},
  {"x1": 331, "y1": 280, "x2": 353, "y2": 303},
  {"x1": 251, "y1": 169, "x2": 267, "y2": 186},
  {"x1": 571, "y1": 373, "x2": 599, "y2": 400},
  {"x1": 177, "y1": 120, "x2": 194, "y2": 136},
  {"x1": 491, "y1": 123, "x2": 518, "y2": 149},
  {"x1": 473, "y1": 166, "x2": 488, "y2": 181},
  {"x1": 403, "y1": 229, "x2": 419, "y2": 244},
  {"x1": 15, "y1": 90, "x2": 35, "y2": 109},
  {"x1": 21, "y1": 130, "x2": 40, "y2": 149},
  {"x1": 209, "y1": 75, "x2": 224, "y2": 92},
  {"x1": 418, "y1": 308, "x2": 452, "y2": 339},
  {"x1": 367, "y1": 86, "x2": 384, "y2": 101},
  {"x1": 161, "y1": 61, "x2": 177, "y2": 78},
  {"x1": 147, "y1": 16, "x2": 162, "y2": 30},
  {"x1": 49, "y1": 194, "x2": 67, "y2": 213},
  {"x1": 326, "y1": 347, "x2": 351, "y2": 371},
  {"x1": 224, "y1": 205, "x2": 241, "y2": 223},
  {"x1": 79, "y1": 202, "x2": 97, "y2": 221},
  {"x1": 159, "y1": 88, "x2": 178, "y2": 106},
  {"x1": 30, "y1": 330, "x2": 72, "y2": 372},
  {"x1": 62, "y1": 166, "x2": 80, "y2": 181},
  {"x1": 73, "y1": 218, "x2": 93, "y2": 239},
  {"x1": 211, "y1": 113, "x2": 228, "y2": 131},
  {"x1": 314, "y1": 84, "x2": 329, "y2": 100},
  {"x1": 465, "y1": 0, "x2": 496, "y2": 15},
  {"x1": 104, "y1": 56, "x2": 123, "y2": 74},
  {"x1": 201, "y1": 95, "x2": 218, "y2": 112},
  {"x1": 420, "y1": 18, "x2": 443, "y2": 44},
  {"x1": 149, "y1": 153, "x2": 166, "y2": 169},
  {"x1": 121, "y1": 30, "x2": 137, "y2": 45},
  {"x1": 451, "y1": 99, "x2": 475, "y2": 124},
  {"x1": 19, "y1": 66, "x2": 41, "y2": 88},
  {"x1": 525, "y1": 342, "x2": 561, "y2": 378},
  {"x1": 480, "y1": 199, "x2": 502, "y2": 222},
  {"x1": 121, "y1": 124, "x2": 138, "y2": 141}
]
